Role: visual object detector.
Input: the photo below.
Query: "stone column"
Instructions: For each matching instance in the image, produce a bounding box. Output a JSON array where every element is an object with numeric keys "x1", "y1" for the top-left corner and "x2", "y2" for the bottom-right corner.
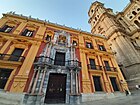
[
  {"x1": 70, "y1": 69, "x2": 73, "y2": 94},
  {"x1": 31, "y1": 69, "x2": 40, "y2": 94},
  {"x1": 27, "y1": 70, "x2": 36, "y2": 93},
  {"x1": 39, "y1": 70, "x2": 46, "y2": 94}
]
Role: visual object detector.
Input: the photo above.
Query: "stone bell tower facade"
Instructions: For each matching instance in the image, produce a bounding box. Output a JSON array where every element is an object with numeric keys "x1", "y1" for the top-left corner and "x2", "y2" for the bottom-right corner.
[{"x1": 88, "y1": 0, "x2": 140, "y2": 89}]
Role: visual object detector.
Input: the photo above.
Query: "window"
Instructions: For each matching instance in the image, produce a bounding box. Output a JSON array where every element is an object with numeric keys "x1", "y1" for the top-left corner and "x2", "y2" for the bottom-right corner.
[
  {"x1": 9, "y1": 48, "x2": 24, "y2": 61},
  {"x1": 0, "y1": 25, "x2": 14, "y2": 33},
  {"x1": 129, "y1": 16, "x2": 133, "y2": 19},
  {"x1": 131, "y1": 41, "x2": 139, "y2": 47},
  {"x1": 0, "y1": 68, "x2": 12, "y2": 89},
  {"x1": 86, "y1": 42, "x2": 93, "y2": 49},
  {"x1": 93, "y1": 76, "x2": 103, "y2": 91},
  {"x1": 110, "y1": 77, "x2": 119, "y2": 91},
  {"x1": 72, "y1": 40, "x2": 77, "y2": 46},
  {"x1": 98, "y1": 45, "x2": 106, "y2": 51},
  {"x1": 104, "y1": 61, "x2": 111, "y2": 71},
  {"x1": 134, "y1": 20, "x2": 140, "y2": 28},
  {"x1": 54, "y1": 52, "x2": 65, "y2": 66},
  {"x1": 132, "y1": 11, "x2": 137, "y2": 15},
  {"x1": 21, "y1": 29, "x2": 34, "y2": 37},
  {"x1": 45, "y1": 35, "x2": 51, "y2": 41},
  {"x1": 95, "y1": 17, "x2": 97, "y2": 21},
  {"x1": 89, "y1": 59, "x2": 96, "y2": 69}
]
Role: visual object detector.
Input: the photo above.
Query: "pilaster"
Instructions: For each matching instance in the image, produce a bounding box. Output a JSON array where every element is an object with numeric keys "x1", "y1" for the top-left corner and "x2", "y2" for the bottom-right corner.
[
  {"x1": 10, "y1": 42, "x2": 41, "y2": 92},
  {"x1": 79, "y1": 34, "x2": 92, "y2": 93},
  {"x1": 13, "y1": 22, "x2": 27, "y2": 35}
]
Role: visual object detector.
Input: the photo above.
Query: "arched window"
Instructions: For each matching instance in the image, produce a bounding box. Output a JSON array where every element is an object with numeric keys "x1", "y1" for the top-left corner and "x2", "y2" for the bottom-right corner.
[
  {"x1": 138, "y1": 17, "x2": 140, "y2": 20},
  {"x1": 129, "y1": 16, "x2": 133, "y2": 19},
  {"x1": 95, "y1": 17, "x2": 97, "y2": 21},
  {"x1": 137, "y1": 8, "x2": 140, "y2": 11},
  {"x1": 132, "y1": 11, "x2": 137, "y2": 15},
  {"x1": 134, "y1": 20, "x2": 140, "y2": 28}
]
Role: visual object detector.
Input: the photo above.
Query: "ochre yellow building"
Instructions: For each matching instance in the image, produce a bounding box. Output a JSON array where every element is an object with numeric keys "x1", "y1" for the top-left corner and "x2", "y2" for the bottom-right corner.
[
  {"x1": 88, "y1": 0, "x2": 140, "y2": 89},
  {"x1": 0, "y1": 11, "x2": 128, "y2": 104}
]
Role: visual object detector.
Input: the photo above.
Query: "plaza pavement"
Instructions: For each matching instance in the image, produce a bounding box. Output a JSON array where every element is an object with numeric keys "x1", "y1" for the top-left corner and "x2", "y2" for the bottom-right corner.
[{"x1": 47, "y1": 90, "x2": 140, "y2": 105}]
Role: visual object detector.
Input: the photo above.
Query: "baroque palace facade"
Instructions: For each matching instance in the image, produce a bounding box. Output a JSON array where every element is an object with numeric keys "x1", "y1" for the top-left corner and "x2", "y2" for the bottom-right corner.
[
  {"x1": 89, "y1": 0, "x2": 140, "y2": 89},
  {"x1": 0, "y1": 2, "x2": 129, "y2": 105}
]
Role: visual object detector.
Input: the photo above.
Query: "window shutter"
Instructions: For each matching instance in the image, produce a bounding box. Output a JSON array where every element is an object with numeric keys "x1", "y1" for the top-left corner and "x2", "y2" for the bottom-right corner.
[
  {"x1": 30, "y1": 31, "x2": 34, "y2": 37},
  {"x1": 22, "y1": 29, "x2": 28, "y2": 36},
  {"x1": 0, "y1": 25, "x2": 8, "y2": 32}
]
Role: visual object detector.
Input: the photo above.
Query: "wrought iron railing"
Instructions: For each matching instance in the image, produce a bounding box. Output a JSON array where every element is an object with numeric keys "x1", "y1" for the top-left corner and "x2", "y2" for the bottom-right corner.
[
  {"x1": 67, "y1": 60, "x2": 81, "y2": 68},
  {"x1": 103, "y1": 66, "x2": 117, "y2": 72},
  {"x1": 34, "y1": 56, "x2": 81, "y2": 69},
  {"x1": 87, "y1": 64, "x2": 102, "y2": 70},
  {"x1": 0, "y1": 53, "x2": 25, "y2": 62},
  {"x1": 34, "y1": 56, "x2": 53, "y2": 65}
]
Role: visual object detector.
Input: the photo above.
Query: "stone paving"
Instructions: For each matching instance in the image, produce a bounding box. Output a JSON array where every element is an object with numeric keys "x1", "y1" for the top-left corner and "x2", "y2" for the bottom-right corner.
[{"x1": 46, "y1": 90, "x2": 140, "y2": 105}]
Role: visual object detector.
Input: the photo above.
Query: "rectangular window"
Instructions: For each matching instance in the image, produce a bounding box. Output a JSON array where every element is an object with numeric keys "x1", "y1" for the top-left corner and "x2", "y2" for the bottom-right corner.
[
  {"x1": 104, "y1": 61, "x2": 111, "y2": 71},
  {"x1": 73, "y1": 40, "x2": 77, "y2": 46},
  {"x1": 21, "y1": 29, "x2": 34, "y2": 37},
  {"x1": 54, "y1": 52, "x2": 65, "y2": 66},
  {"x1": 98, "y1": 45, "x2": 106, "y2": 51},
  {"x1": 0, "y1": 25, "x2": 13, "y2": 33},
  {"x1": 0, "y1": 68, "x2": 12, "y2": 89},
  {"x1": 110, "y1": 77, "x2": 119, "y2": 91},
  {"x1": 46, "y1": 35, "x2": 51, "y2": 41},
  {"x1": 93, "y1": 76, "x2": 103, "y2": 91},
  {"x1": 9, "y1": 48, "x2": 24, "y2": 61},
  {"x1": 89, "y1": 59, "x2": 96, "y2": 69},
  {"x1": 86, "y1": 42, "x2": 93, "y2": 49}
]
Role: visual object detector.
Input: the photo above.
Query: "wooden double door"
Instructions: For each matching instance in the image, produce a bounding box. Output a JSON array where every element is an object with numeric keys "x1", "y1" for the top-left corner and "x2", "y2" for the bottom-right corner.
[{"x1": 44, "y1": 73, "x2": 67, "y2": 104}]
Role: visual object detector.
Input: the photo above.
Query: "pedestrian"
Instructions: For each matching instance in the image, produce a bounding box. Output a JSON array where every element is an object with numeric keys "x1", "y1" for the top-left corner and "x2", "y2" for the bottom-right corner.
[
  {"x1": 136, "y1": 85, "x2": 140, "y2": 90},
  {"x1": 125, "y1": 90, "x2": 129, "y2": 96}
]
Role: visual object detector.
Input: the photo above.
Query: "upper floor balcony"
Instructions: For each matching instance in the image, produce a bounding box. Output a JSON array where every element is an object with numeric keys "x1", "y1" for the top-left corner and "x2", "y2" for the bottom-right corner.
[
  {"x1": 0, "y1": 53, "x2": 25, "y2": 66},
  {"x1": 0, "y1": 53, "x2": 25, "y2": 62},
  {"x1": 103, "y1": 66, "x2": 117, "y2": 72},
  {"x1": 87, "y1": 64, "x2": 117, "y2": 72},
  {"x1": 34, "y1": 56, "x2": 81, "y2": 71},
  {"x1": 87, "y1": 64, "x2": 102, "y2": 70}
]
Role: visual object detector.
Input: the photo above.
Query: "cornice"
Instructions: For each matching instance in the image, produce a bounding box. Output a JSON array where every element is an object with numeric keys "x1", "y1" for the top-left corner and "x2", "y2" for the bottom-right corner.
[{"x1": 3, "y1": 13, "x2": 106, "y2": 39}]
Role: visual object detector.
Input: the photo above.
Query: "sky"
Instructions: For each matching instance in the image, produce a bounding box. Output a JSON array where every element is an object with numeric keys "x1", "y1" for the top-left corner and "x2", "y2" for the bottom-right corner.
[{"x1": 0, "y1": 0, "x2": 130, "y2": 32}]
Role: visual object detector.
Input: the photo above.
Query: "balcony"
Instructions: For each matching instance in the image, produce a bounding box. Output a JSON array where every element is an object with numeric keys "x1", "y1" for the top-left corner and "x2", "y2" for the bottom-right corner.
[
  {"x1": 0, "y1": 53, "x2": 25, "y2": 62},
  {"x1": 34, "y1": 56, "x2": 53, "y2": 66},
  {"x1": 34, "y1": 56, "x2": 81, "y2": 70},
  {"x1": 87, "y1": 64, "x2": 102, "y2": 70},
  {"x1": 66, "y1": 60, "x2": 81, "y2": 71},
  {"x1": 103, "y1": 66, "x2": 117, "y2": 72}
]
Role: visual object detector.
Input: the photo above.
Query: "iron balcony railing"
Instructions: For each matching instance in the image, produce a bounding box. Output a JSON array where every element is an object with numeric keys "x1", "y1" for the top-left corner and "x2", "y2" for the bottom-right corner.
[
  {"x1": 67, "y1": 60, "x2": 81, "y2": 67},
  {"x1": 34, "y1": 56, "x2": 81, "y2": 69},
  {"x1": 0, "y1": 53, "x2": 25, "y2": 62},
  {"x1": 34, "y1": 56, "x2": 53, "y2": 65},
  {"x1": 103, "y1": 66, "x2": 117, "y2": 72},
  {"x1": 87, "y1": 64, "x2": 102, "y2": 70}
]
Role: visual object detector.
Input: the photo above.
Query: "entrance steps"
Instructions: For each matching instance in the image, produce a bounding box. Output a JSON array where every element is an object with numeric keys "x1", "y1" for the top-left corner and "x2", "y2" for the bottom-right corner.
[
  {"x1": 81, "y1": 92, "x2": 125, "y2": 102},
  {"x1": 0, "y1": 90, "x2": 24, "y2": 105}
]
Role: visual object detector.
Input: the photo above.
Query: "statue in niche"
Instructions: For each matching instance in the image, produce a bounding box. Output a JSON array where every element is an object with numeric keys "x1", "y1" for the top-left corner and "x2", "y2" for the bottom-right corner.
[{"x1": 58, "y1": 35, "x2": 66, "y2": 45}]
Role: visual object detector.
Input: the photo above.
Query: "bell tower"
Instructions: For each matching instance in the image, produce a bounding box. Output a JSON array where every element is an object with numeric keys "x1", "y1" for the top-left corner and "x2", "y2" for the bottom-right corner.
[{"x1": 88, "y1": 1, "x2": 115, "y2": 36}]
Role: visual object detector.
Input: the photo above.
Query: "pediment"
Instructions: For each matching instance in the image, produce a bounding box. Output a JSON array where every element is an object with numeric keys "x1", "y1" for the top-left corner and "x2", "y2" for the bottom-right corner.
[
  {"x1": 7, "y1": 20, "x2": 20, "y2": 26},
  {"x1": 26, "y1": 23, "x2": 39, "y2": 30}
]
